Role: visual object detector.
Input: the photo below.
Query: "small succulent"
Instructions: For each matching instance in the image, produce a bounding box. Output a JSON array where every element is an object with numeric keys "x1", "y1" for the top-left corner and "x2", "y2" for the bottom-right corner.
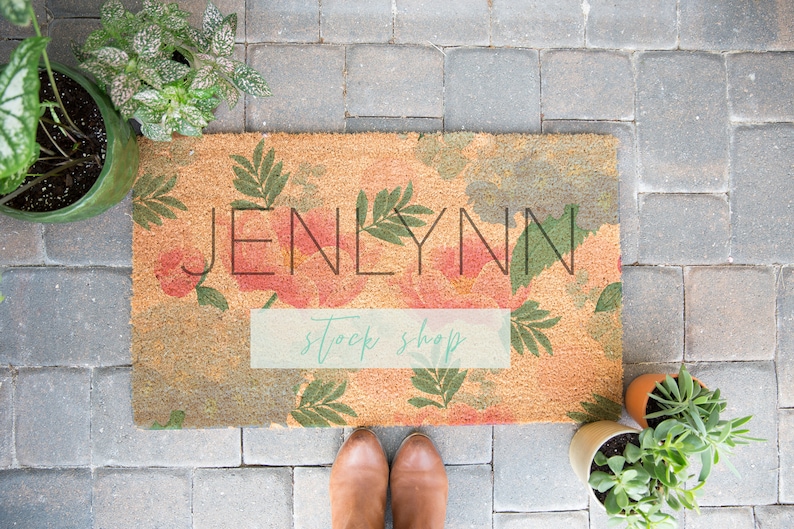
[
  {"x1": 589, "y1": 425, "x2": 699, "y2": 529},
  {"x1": 645, "y1": 364, "x2": 762, "y2": 482},
  {"x1": 74, "y1": 0, "x2": 271, "y2": 141}
]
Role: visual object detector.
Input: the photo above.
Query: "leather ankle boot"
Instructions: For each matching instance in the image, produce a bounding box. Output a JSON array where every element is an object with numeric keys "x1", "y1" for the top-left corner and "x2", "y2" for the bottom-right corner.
[
  {"x1": 330, "y1": 428, "x2": 389, "y2": 529},
  {"x1": 390, "y1": 433, "x2": 448, "y2": 529}
]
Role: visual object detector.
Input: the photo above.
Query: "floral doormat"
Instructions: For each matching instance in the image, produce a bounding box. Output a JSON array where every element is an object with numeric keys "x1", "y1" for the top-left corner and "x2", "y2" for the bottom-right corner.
[{"x1": 131, "y1": 132, "x2": 623, "y2": 428}]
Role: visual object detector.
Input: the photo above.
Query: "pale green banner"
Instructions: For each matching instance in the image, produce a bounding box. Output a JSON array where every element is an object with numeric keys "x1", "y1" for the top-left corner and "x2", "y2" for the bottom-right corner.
[{"x1": 250, "y1": 308, "x2": 511, "y2": 369}]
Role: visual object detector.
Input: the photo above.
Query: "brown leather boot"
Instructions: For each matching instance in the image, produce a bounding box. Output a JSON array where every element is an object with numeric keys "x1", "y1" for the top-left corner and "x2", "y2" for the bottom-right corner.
[
  {"x1": 330, "y1": 428, "x2": 389, "y2": 529},
  {"x1": 390, "y1": 433, "x2": 449, "y2": 529}
]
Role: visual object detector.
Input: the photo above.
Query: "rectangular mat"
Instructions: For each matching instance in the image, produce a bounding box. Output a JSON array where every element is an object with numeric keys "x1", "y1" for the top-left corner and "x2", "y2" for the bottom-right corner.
[{"x1": 131, "y1": 132, "x2": 622, "y2": 428}]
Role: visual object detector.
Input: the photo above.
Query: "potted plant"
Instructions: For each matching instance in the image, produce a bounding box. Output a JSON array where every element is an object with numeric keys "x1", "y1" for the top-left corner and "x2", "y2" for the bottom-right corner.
[
  {"x1": 570, "y1": 420, "x2": 702, "y2": 529},
  {"x1": 0, "y1": 0, "x2": 138, "y2": 222},
  {"x1": 73, "y1": 0, "x2": 272, "y2": 142},
  {"x1": 625, "y1": 364, "x2": 762, "y2": 482}
]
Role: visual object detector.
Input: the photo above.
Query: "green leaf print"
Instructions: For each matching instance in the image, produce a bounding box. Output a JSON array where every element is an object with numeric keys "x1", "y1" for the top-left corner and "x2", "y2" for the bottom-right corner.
[
  {"x1": 357, "y1": 182, "x2": 436, "y2": 246},
  {"x1": 595, "y1": 282, "x2": 622, "y2": 313},
  {"x1": 132, "y1": 172, "x2": 187, "y2": 230},
  {"x1": 151, "y1": 410, "x2": 185, "y2": 429},
  {"x1": 229, "y1": 139, "x2": 290, "y2": 209},
  {"x1": 566, "y1": 394, "x2": 622, "y2": 424},
  {"x1": 291, "y1": 380, "x2": 357, "y2": 427},
  {"x1": 510, "y1": 300, "x2": 561, "y2": 356}
]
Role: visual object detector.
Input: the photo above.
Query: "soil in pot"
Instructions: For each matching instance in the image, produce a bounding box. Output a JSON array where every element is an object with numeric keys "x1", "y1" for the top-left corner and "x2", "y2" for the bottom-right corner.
[
  {"x1": 589, "y1": 432, "x2": 641, "y2": 505},
  {"x1": 0, "y1": 70, "x2": 106, "y2": 212}
]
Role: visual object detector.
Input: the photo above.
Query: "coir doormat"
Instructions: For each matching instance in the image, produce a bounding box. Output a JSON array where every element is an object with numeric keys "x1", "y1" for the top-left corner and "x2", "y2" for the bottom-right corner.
[{"x1": 131, "y1": 132, "x2": 622, "y2": 428}]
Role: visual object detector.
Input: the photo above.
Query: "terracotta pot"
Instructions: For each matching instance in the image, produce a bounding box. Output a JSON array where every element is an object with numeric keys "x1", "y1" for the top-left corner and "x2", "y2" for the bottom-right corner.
[
  {"x1": 569, "y1": 420, "x2": 640, "y2": 506},
  {"x1": 625, "y1": 372, "x2": 704, "y2": 428}
]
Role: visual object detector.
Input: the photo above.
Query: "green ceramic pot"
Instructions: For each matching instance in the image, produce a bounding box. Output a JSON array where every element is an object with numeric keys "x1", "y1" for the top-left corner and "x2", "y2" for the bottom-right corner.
[{"x1": 0, "y1": 62, "x2": 138, "y2": 223}]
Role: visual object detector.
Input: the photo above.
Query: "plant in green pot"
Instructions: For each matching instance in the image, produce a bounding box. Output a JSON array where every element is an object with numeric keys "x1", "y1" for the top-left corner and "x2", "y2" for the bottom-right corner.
[
  {"x1": 0, "y1": 0, "x2": 138, "y2": 222},
  {"x1": 73, "y1": 0, "x2": 272, "y2": 142}
]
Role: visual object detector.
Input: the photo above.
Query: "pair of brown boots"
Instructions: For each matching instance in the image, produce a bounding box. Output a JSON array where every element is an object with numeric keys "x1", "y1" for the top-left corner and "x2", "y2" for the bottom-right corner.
[{"x1": 330, "y1": 429, "x2": 449, "y2": 529}]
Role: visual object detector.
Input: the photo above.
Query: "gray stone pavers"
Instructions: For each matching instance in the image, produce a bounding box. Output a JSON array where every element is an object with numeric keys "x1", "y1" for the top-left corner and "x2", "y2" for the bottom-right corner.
[
  {"x1": 446, "y1": 465, "x2": 493, "y2": 529},
  {"x1": 394, "y1": 0, "x2": 489, "y2": 47},
  {"x1": 586, "y1": 0, "x2": 677, "y2": 50},
  {"x1": 418, "y1": 425, "x2": 492, "y2": 465},
  {"x1": 247, "y1": 44, "x2": 345, "y2": 132},
  {"x1": 541, "y1": 50, "x2": 634, "y2": 121},
  {"x1": 346, "y1": 45, "x2": 443, "y2": 118},
  {"x1": 93, "y1": 469, "x2": 192, "y2": 529},
  {"x1": 0, "y1": 0, "x2": 46, "y2": 39},
  {"x1": 15, "y1": 368, "x2": 90, "y2": 467},
  {"x1": 193, "y1": 468, "x2": 293, "y2": 529},
  {"x1": 621, "y1": 265, "x2": 684, "y2": 364},
  {"x1": 0, "y1": 369, "x2": 12, "y2": 468},
  {"x1": 638, "y1": 193, "x2": 730, "y2": 265},
  {"x1": 46, "y1": 18, "x2": 101, "y2": 69},
  {"x1": 729, "y1": 53, "x2": 794, "y2": 122},
  {"x1": 92, "y1": 368, "x2": 242, "y2": 467},
  {"x1": 687, "y1": 361, "x2": 778, "y2": 506},
  {"x1": 43, "y1": 198, "x2": 132, "y2": 266},
  {"x1": 779, "y1": 266, "x2": 794, "y2": 408},
  {"x1": 781, "y1": 409, "x2": 794, "y2": 503},
  {"x1": 541, "y1": 121, "x2": 639, "y2": 265},
  {"x1": 755, "y1": 505, "x2": 794, "y2": 527},
  {"x1": 491, "y1": 0, "x2": 584, "y2": 48},
  {"x1": 680, "y1": 0, "x2": 794, "y2": 51},
  {"x1": 247, "y1": 0, "x2": 319, "y2": 43},
  {"x1": 0, "y1": 216, "x2": 43, "y2": 266},
  {"x1": 320, "y1": 0, "x2": 392, "y2": 44},
  {"x1": 495, "y1": 511, "x2": 588, "y2": 529},
  {"x1": 345, "y1": 117, "x2": 442, "y2": 133},
  {"x1": 493, "y1": 424, "x2": 587, "y2": 512},
  {"x1": 444, "y1": 48, "x2": 540, "y2": 133},
  {"x1": 685, "y1": 507, "x2": 755, "y2": 529},
  {"x1": 243, "y1": 426, "x2": 342, "y2": 465},
  {"x1": 0, "y1": 469, "x2": 92, "y2": 528},
  {"x1": 731, "y1": 124, "x2": 794, "y2": 264},
  {"x1": 0, "y1": 267, "x2": 131, "y2": 366},
  {"x1": 636, "y1": 52, "x2": 729, "y2": 193},
  {"x1": 293, "y1": 466, "x2": 331, "y2": 529},
  {"x1": 684, "y1": 267, "x2": 776, "y2": 362}
]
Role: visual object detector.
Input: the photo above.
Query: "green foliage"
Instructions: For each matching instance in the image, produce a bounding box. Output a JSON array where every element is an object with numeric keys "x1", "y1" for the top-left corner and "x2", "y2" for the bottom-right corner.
[
  {"x1": 415, "y1": 132, "x2": 474, "y2": 180},
  {"x1": 408, "y1": 353, "x2": 467, "y2": 409},
  {"x1": 229, "y1": 139, "x2": 289, "y2": 209},
  {"x1": 357, "y1": 182, "x2": 435, "y2": 245},
  {"x1": 510, "y1": 300, "x2": 560, "y2": 356},
  {"x1": 646, "y1": 364, "x2": 763, "y2": 482},
  {"x1": 132, "y1": 172, "x2": 187, "y2": 230},
  {"x1": 595, "y1": 282, "x2": 622, "y2": 313},
  {"x1": 195, "y1": 268, "x2": 228, "y2": 311},
  {"x1": 151, "y1": 409, "x2": 185, "y2": 429},
  {"x1": 0, "y1": 0, "x2": 31, "y2": 25},
  {"x1": 77, "y1": 0, "x2": 271, "y2": 141},
  {"x1": 0, "y1": 36, "x2": 48, "y2": 193},
  {"x1": 291, "y1": 379, "x2": 357, "y2": 427},
  {"x1": 509, "y1": 204, "x2": 590, "y2": 294},
  {"x1": 567, "y1": 393, "x2": 622, "y2": 424}
]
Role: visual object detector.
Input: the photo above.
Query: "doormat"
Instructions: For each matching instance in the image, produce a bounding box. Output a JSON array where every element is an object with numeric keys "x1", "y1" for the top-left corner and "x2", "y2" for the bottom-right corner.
[{"x1": 131, "y1": 132, "x2": 622, "y2": 428}]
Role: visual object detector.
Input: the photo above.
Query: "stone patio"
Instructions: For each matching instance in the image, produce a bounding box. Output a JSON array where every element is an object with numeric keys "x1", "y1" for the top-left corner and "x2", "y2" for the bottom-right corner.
[{"x1": 1, "y1": 0, "x2": 794, "y2": 527}]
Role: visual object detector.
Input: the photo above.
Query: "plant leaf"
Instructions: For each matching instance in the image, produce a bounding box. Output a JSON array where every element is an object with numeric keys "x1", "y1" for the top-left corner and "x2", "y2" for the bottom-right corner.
[
  {"x1": 0, "y1": 37, "x2": 48, "y2": 183},
  {"x1": 210, "y1": 15, "x2": 236, "y2": 56},
  {"x1": 202, "y1": 0, "x2": 224, "y2": 37},
  {"x1": 150, "y1": 410, "x2": 185, "y2": 430},
  {"x1": 291, "y1": 409, "x2": 328, "y2": 427},
  {"x1": 232, "y1": 62, "x2": 272, "y2": 97},
  {"x1": 356, "y1": 190, "x2": 368, "y2": 228},
  {"x1": 230, "y1": 199, "x2": 262, "y2": 210},
  {"x1": 195, "y1": 286, "x2": 228, "y2": 311},
  {"x1": 314, "y1": 406, "x2": 347, "y2": 426},
  {"x1": 325, "y1": 402, "x2": 357, "y2": 417},
  {"x1": 1, "y1": 0, "x2": 32, "y2": 25},
  {"x1": 364, "y1": 226, "x2": 403, "y2": 246},
  {"x1": 408, "y1": 397, "x2": 445, "y2": 409},
  {"x1": 595, "y1": 282, "x2": 622, "y2": 313}
]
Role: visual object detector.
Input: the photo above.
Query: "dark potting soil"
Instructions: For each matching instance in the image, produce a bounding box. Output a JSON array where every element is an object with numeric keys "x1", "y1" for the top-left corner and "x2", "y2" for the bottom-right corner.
[
  {"x1": 589, "y1": 432, "x2": 641, "y2": 505},
  {"x1": 645, "y1": 390, "x2": 666, "y2": 429},
  {"x1": 0, "y1": 70, "x2": 106, "y2": 212}
]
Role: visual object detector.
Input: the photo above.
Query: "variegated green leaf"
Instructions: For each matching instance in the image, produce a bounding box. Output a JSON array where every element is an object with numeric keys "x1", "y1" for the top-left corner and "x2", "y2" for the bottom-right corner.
[
  {"x1": 210, "y1": 15, "x2": 236, "y2": 56},
  {"x1": 140, "y1": 122, "x2": 172, "y2": 142},
  {"x1": 94, "y1": 46, "x2": 129, "y2": 68},
  {"x1": 100, "y1": 0, "x2": 125, "y2": 25},
  {"x1": 1, "y1": 0, "x2": 32, "y2": 26},
  {"x1": 0, "y1": 37, "x2": 48, "y2": 183},
  {"x1": 109, "y1": 74, "x2": 140, "y2": 107},
  {"x1": 232, "y1": 62, "x2": 272, "y2": 97},
  {"x1": 156, "y1": 59, "x2": 190, "y2": 83},
  {"x1": 190, "y1": 65, "x2": 217, "y2": 90},
  {"x1": 79, "y1": 29, "x2": 111, "y2": 54},
  {"x1": 202, "y1": 1, "x2": 224, "y2": 38},
  {"x1": 136, "y1": 62, "x2": 164, "y2": 90},
  {"x1": 180, "y1": 105, "x2": 209, "y2": 128},
  {"x1": 214, "y1": 56, "x2": 235, "y2": 76},
  {"x1": 216, "y1": 77, "x2": 239, "y2": 108},
  {"x1": 132, "y1": 88, "x2": 166, "y2": 107},
  {"x1": 142, "y1": 0, "x2": 164, "y2": 18},
  {"x1": 133, "y1": 25, "x2": 162, "y2": 59}
]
